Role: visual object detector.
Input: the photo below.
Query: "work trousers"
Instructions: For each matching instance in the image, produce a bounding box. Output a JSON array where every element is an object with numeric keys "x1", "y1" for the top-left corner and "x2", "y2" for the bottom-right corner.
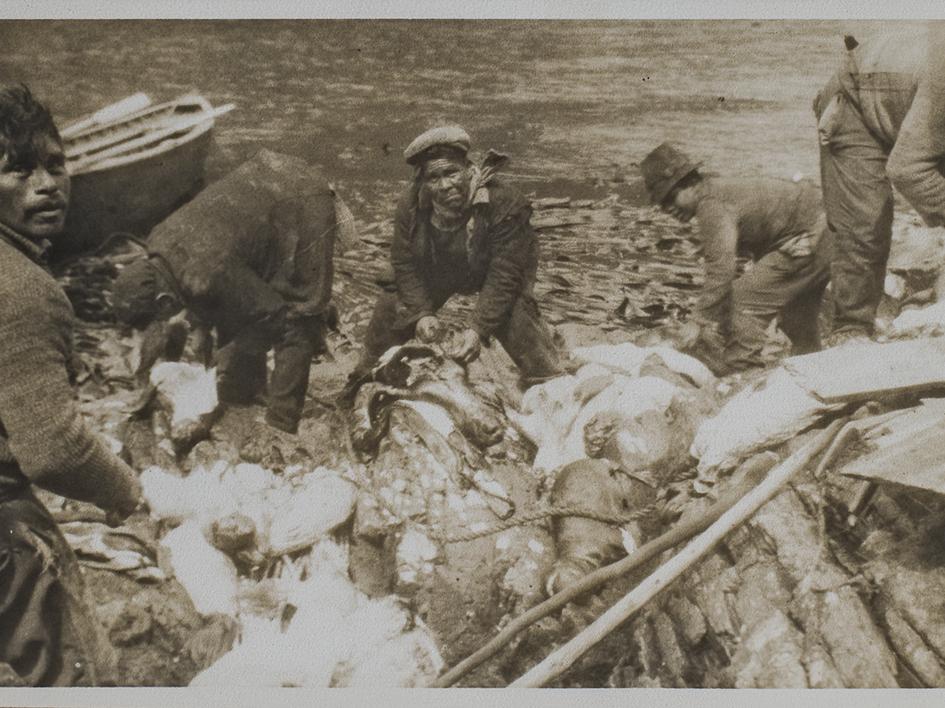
[
  {"x1": 0, "y1": 482, "x2": 109, "y2": 686},
  {"x1": 215, "y1": 315, "x2": 327, "y2": 434},
  {"x1": 724, "y1": 236, "x2": 832, "y2": 371},
  {"x1": 817, "y1": 93, "x2": 895, "y2": 334},
  {"x1": 352, "y1": 290, "x2": 563, "y2": 385}
]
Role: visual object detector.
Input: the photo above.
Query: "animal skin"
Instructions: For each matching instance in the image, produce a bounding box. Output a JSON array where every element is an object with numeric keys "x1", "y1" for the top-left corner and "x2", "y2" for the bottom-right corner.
[
  {"x1": 545, "y1": 458, "x2": 655, "y2": 596},
  {"x1": 349, "y1": 344, "x2": 505, "y2": 456}
]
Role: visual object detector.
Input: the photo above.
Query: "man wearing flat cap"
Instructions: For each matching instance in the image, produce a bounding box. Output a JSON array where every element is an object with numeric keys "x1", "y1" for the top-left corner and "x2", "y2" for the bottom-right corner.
[
  {"x1": 345, "y1": 124, "x2": 561, "y2": 389},
  {"x1": 641, "y1": 142, "x2": 832, "y2": 373}
]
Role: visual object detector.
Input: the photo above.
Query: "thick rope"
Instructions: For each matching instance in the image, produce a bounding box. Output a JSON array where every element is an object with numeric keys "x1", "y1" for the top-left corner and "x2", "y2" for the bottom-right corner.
[
  {"x1": 430, "y1": 450, "x2": 784, "y2": 688},
  {"x1": 428, "y1": 502, "x2": 659, "y2": 544}
]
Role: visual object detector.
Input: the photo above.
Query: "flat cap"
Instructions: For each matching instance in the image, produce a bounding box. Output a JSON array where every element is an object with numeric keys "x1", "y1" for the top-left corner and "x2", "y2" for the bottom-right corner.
[{"x1": 403, "y1": 125, "x2": 471, "y2": 165}]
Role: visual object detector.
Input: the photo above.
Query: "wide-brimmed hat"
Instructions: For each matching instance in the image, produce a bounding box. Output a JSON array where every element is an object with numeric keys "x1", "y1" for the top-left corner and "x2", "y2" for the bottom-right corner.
[
  {"x1": 640, "y1": 142, "x2": 703, "y2": 205},
  {"x1": 404, "y1": 125, "x2": 471, "y2": 166}
]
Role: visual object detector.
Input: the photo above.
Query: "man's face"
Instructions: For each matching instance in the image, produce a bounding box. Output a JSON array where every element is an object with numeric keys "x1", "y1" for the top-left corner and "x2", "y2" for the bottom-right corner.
[
  {"x1": 661, "y1": 182, "x2": 699, "y2": 223},
  {"x1": 423, "y1": 157, "x2": 470, "y2": 210},
  {"x1": 0, "y1": 134, "x2": 70, "y2": 240}
]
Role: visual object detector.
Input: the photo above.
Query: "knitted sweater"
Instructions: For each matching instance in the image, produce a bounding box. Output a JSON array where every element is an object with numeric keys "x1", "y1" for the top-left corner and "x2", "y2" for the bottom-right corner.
[{"x1": 0, "y1": 225, "x2": 139, "y2": 511}]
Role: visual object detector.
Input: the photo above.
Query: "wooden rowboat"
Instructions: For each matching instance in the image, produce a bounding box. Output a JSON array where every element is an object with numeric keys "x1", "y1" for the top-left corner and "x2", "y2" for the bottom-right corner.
[{"x1": 58, "y1": 93, "x2": 234, "y2": 257}]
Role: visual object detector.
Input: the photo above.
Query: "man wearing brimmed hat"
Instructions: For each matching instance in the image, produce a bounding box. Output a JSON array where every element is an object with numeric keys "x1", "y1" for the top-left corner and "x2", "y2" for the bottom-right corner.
[
  {"x1": 344, "y1": 124, "x2": 561, "y2": 393},
  {"x1": 0, "y1": 84, "x2": 141, "y2": 685},
  {"x1": 640, "y1": 141, "x2": 832, "y2": 373},
  {"x1": 111, "y1": 149, "x2": 339, "y2": 435},
  {"x1": 814, "y1": 25, "x2": 945, "y2": 344}
]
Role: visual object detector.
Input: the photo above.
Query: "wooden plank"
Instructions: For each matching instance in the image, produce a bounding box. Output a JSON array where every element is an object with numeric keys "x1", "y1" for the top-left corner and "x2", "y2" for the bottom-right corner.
[
  {"x1": 532, "y1": 196, "x2": 571, "y2": 209},
  {"x1": 784, "y1": 338, "x2": 945, "y2": 404},
  {"x1": 853, "y1": 399, "x2": 945, "y2": 450},
  {"x1": 532, "y1": 214, "x2": 589, "y2": 230},
  {"x1": 60, "y1": 93, "x2": 152, "y2": 139},
  {"x1": 69, "y1": 105, "x2": 233, "y2": 174},
  {"x1": 839, "y1": 417, "x2": 945, "y2": 496},
  {"x1": 66, "y1": 101, "x2": 184, "y2": 159}
]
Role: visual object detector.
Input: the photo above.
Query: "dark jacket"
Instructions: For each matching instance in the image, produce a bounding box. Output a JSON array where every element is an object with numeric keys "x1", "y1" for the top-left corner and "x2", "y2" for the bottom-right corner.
[
  {"x1": 816, "y1": 27, "x2": 945, "y2": 227},
  {"x1": 0, "y1": 224, "x2": 139, "y2": 511},
  {"x1": 147, "y1": 149, "x2": 336, "y2": 337},
  {"x1": 693, "y1": 177, "x2": 826, "y2": 326},
  {"x1": 390, "y1": 177, "x2": 537, "y2": 338}
]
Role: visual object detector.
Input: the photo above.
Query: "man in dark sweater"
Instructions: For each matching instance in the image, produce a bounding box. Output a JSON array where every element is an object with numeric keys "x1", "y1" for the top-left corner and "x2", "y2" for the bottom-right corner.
[
  {"x1": 0, "y1": 84, "x2": 141, "y2": 685},
  {"x1": 641, "y1": 142, "x2": 832, "y2": 373},
  {"x1": 346, "y1": 125, "x2": 562, "y2": 391},
  {"x1": 111, "y1": 150, "x2": 337, "y2": 435}
]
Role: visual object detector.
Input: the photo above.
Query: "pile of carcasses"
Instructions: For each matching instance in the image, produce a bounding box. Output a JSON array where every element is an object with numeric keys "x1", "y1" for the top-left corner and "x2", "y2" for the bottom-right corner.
[
  {"x1": 690, "y1": 366, "x2": 844, "y2": 487},
  {"x1": 70, "y1": 331, "x2": 444, "y2": 687},
  {"x1": 136, "y1": 333, "x2": 865, "y2": 687},
  {"x1": 510, "y1": 342, "x2": 718, "y2": 476},
  {"x1": 189, "y1": 539, "x2": 443, "y2": 687},
  {"x1": 347, "y1": 338, "x2": 724, "y2": 605},
  {"x1": 503, "y1": 342, "x2": 722, "y2": 593},
  {"x1": 141, "y1": 461, "x2": 355, "y2": 613},
  {"x1": 139, "y1": 446, "x2": 443, "y2": 686}
]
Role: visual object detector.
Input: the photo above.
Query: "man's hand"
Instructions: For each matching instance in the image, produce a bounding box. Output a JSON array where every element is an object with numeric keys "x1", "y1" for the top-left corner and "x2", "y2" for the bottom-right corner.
[
  {"x1": 450, "y1": 328, "x2": 483, "y2": 365},
  {"x1": 779, "y1": 232, "x2": 817, "y2": 258},
  {"x1": 104, "y1": 477, "x2": 144, "y2": 528},
  {"x1": 678, "y1": 319, "x2": 725, "y2": 352},
  {"x1": 104, "y1": 497, "x2": 141, "y2": 528},
  {"x1": 677, "y1": 321, "x2": 703, "y2": 350},
  {"x1": 416, "y1": 315, "x2": 443, "y2": 343}
]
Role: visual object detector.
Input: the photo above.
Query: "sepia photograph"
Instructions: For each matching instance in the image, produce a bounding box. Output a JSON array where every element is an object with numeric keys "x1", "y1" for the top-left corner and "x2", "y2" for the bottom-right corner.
[{"x1": 0, "y1": 2, "x2": 944, "y2": 703}]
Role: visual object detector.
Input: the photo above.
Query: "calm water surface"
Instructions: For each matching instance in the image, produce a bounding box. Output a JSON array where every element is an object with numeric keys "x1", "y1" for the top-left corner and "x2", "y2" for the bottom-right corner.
[
  {"x1": 1, "y1": 20, "x2": 923, "y2": 214},
  {"x1": 0, "y1": 19, "x2": 928, "y2": 332}
]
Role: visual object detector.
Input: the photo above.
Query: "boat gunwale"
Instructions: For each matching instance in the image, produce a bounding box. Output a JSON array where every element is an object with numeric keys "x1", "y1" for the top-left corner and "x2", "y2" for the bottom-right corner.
[
  {"x1": 68, "y1": 117, "x2": 215, "y2": 177},
  {"x1": 62, "y1": 94, "x2": 213, "y2": 146}
]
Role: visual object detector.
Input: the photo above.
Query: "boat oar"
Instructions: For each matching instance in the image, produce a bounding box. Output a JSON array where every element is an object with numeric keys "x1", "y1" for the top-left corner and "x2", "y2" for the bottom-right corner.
[
  {"x1": 69, "y1": 104, "x2": 235, "y2": 174},
  {"x1": 507, "y1": 418, "x2": 845, "y2": 688},
  {"x1": 59, "y1": 92, "x2": 153, "y2": 139},
  {"x1": 430, "y1": 450, "x2": 780, "y2": 688}
]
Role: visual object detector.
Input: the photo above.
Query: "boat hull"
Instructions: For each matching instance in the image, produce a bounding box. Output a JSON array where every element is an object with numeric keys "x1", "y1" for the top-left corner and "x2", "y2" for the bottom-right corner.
[{"x1": 58, "y1": 124, "x2": 212, "y2": 257}]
